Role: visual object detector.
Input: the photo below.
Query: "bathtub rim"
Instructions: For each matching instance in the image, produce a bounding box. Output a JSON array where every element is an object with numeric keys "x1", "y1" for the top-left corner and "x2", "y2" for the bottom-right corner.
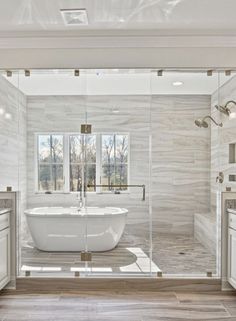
[{"x1": 24, "y1": 206, "x2": 128, "y2": 218}]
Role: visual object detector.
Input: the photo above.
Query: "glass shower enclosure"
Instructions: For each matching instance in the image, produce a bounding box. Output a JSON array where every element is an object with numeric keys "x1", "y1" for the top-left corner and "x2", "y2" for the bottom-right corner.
[{"x1": 0, "y1": 68, "x2": 224, "y2": 278}]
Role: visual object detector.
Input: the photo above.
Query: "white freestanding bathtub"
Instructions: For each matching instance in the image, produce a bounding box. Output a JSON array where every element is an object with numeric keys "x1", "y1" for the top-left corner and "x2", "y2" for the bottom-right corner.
[{"x1": 24, "y1": 207, "x2": 128, "y2": 252}]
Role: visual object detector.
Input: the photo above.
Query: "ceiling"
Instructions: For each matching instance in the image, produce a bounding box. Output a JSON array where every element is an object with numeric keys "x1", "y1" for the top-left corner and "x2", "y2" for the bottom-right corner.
[
  {"x1": 2, "y1": 70, "x2": 234, "y2": 95},
  {"x1": 0, "y1": 0, "x2": 236, "y2": 33}
]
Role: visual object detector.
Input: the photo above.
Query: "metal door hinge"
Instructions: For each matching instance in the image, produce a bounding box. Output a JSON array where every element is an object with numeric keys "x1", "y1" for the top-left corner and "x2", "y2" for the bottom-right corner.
[
  {"x1": 81, "y1": 124, "x2": 92, "y2": 134},
  {"x1": 81, "y1": 251, "x2": 92, "y2": 262}
]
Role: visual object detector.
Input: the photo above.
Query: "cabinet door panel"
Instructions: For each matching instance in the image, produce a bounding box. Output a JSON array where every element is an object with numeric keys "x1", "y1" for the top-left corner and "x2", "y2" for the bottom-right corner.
[{"x1": 0, "y1": 228, "x2": 10, "y2": 289}]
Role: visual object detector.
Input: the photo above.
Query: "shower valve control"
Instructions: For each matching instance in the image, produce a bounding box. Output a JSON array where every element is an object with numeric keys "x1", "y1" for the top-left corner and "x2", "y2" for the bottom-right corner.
[{"x1": 216, "y1": 172, "x2": 224, "y2": 184}]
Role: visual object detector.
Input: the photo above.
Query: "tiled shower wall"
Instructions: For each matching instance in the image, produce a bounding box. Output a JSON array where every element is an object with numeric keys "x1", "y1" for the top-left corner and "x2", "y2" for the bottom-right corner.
[
  {"x1": 151, "y1": 95, "x2": 211, "y2": 235},
  {"x1": 24, "y1": 94, "x2": 211, "y2": 244}
]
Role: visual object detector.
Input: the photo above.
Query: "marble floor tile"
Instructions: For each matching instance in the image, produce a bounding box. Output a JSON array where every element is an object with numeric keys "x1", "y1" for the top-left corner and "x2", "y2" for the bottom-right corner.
[{"x1": 20, "y1": 233, "x2": 216, "y2": 276}]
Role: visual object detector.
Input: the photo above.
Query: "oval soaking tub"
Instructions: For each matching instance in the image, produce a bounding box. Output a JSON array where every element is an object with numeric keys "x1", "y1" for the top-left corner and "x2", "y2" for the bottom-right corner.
[{"x1": 24, "y1": 207, "x2": 128, "y2": 252}]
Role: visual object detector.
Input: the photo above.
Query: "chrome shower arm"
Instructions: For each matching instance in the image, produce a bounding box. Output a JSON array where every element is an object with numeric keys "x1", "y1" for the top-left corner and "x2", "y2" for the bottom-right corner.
[
  {"x1": 203, "y1": 116, "x2": 223, "y2": 127},
  {"x1": 225, "y1": 100, "x2": 236, "y2": 108},
  {"x1": 215, "y1": 100, "x2": 236, "y2": 116}
]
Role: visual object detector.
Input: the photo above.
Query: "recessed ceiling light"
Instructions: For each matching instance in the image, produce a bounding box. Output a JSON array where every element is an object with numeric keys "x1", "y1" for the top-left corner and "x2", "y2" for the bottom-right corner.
[
  {"x1": 172, "y1": 81, "x2": 183, "y2": 86},
  {"x1": 0, "y1": 107, "x2": 5, "y2": 115},
  {"x1": 60, "y1": 9, "x2": 88, "y2": 26}
]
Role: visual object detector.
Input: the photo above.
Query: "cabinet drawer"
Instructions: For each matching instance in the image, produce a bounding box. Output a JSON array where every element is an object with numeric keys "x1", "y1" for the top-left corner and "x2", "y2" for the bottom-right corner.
[
  {"x1": 0, "y1": 213, "x2": 10, "y2": 231},
  {"x1": 229, "y1": 212, "x2": 236, "y2": 230}
]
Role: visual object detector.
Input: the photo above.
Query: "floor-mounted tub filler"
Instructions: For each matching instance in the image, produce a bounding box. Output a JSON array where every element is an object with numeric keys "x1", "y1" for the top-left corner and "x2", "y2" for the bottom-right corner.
[{"x1": 25, "y1": 207, "x2": 128, "y2": 252}]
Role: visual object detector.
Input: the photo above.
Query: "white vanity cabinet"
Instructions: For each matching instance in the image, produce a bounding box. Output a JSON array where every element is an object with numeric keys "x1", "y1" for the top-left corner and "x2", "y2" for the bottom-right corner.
[
  {"x1": 0, "y1": 209, "x2": 11, "y2": 290},
  {"x1": 228, "y1": 210, "x2": 236, "y2": 289}
]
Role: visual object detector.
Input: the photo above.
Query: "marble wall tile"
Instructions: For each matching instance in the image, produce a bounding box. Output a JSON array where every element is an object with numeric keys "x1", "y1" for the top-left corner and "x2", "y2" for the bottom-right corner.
[{"x1": 151, "y1": 95, "x2": 211, "y2": 235}]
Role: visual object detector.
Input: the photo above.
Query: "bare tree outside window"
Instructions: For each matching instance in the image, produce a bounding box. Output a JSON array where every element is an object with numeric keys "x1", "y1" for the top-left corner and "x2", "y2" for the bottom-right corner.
[
  {"x1": 37, "y1": 133, "x2": 128, "y2": 193},
  {"x1": 102, "y1": 134, "x2": 128, "y2": 191},
  {"x1": 69, "y1": 134, "x2": 96, "y2": 192},
  {"x1": 38, "y1": 135, "x2": 64, "y2": 191}
]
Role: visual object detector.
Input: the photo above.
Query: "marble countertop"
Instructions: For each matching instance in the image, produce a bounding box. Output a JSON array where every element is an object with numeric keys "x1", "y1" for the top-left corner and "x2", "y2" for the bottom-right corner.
[
  {"x1": 0, "y1": 208, "x2": 11, "y2": 215},
  {"x1": 228, "y1": 208, "x2": 236, "y2": 215}
]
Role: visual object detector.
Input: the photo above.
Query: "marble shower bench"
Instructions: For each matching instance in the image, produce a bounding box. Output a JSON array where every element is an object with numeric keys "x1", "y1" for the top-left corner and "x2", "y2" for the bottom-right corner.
[{"x1": 194, "y1": 213, "x2": 216, "y2": 256}]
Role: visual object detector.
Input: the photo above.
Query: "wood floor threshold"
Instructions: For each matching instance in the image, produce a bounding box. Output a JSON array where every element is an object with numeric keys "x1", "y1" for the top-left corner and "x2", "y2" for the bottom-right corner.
[{"x1": 13, "y1": 277, "x2": 222, "y2": 293}]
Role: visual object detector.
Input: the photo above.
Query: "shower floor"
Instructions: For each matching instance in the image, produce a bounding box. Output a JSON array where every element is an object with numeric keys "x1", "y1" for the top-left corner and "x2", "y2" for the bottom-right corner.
[{"x1": 20, "y1": 233, "x2": 216, "y2": 276}]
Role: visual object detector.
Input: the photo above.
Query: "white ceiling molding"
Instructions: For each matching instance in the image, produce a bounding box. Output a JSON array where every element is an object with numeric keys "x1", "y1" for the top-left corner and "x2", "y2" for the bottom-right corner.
[
  {"x1": 1, "y1": 47, "x2": 236, "y2": 69},
  {"x1": 1, "y1": 35, "x2": 236, "y2": 49}
]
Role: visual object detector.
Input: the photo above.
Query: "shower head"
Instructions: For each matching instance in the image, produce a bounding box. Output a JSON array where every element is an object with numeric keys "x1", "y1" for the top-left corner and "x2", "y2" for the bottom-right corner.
[
  {"x1": 215, "y1": 100, "x2": 236, "y2": 117},
  {"x1": 194, "y1": 118, "x2": 209, "y2": 128},
  {"x1": 194, "y1": 115, "x2": 223, "y2": 128},
  {"x1": 215, "y1": 104, "x2": 231, "y2": 116}
]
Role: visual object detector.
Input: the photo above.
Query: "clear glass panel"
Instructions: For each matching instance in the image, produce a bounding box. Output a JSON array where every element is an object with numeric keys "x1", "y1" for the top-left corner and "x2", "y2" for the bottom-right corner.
[
  {"x1": 115, "y1": 134, "x2": 128, "y2": 163},
  {"x1": 16, "y1": 69, "x2": 88, "y2": 277},
  {"x1": 37, "y1": 134, "x2": 64, "y2": 192},
  {"x1": 70, "y1": 164, "x2": 82, "y2": 191},
  {"x1": 101, "y1": 165, "x2": 115, "y2": 190},
  {"x1": 38, "y1": 164, "x2": 51, "y2": 190},
  {"x1": 215, "y1": 71, "x2": 236, "y2": 278},
  {"x1": 150, "y1": 70, "x2": 220, "y2": 276},
  {"x1": 51, "y1": 135, "x2": 63, "y2": 163},
  {"x1": 102, "y1": 134, "x2": 115, "y2": 163},
  {"x1": 115, "y1": 164, "x2": 128, "y2": 187},
  {"x1": 84, "y1": 69, "x2": 152, "y2": 277},
  {"x1": 85, "y1": 164, "x2": 96, "y2": 191},
  {"x1": 38, "y1": 135, "x2": 51, "y2": 162},
  {"x1": 52, "y1": 164, "x2": 64, "y2": 190},
  {"x1": 85, "y1": 135, "x2": 96, "y2": 163},
  {"x1": 101, "y1": 134, "x2": 129, "y2": 191},
  {"x1": 70, "y1": 135, "x2": 83, "y2": 163}
]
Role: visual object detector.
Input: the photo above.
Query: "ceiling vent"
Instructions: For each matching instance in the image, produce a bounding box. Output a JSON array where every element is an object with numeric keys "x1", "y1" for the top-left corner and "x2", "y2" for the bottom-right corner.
[{"x1": 60, "y1": 9, "x2": 88, "y2": 26}]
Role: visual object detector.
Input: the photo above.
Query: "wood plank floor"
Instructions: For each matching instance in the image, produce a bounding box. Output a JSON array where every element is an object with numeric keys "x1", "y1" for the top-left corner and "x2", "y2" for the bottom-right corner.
[{"x1": 1, "y1": 291, "x2": 236, "y2": 321}]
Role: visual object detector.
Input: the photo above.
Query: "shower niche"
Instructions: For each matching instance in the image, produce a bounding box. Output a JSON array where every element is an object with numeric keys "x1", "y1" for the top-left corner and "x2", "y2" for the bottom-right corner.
[{"x1": 229, "y1": 143, "x2": 236, "y2": 164}]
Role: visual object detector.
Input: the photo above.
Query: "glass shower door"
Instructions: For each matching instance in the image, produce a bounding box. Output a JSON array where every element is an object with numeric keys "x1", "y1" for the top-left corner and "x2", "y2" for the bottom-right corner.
[
  {"x1": 150, "y1": 70, "x2": 221, "y2": 277},
  {"x1": 17, "y1": 69, "x2": 90, "y2": 277},
  {"x1": 213, "y1": 71, "x2": 236, "y2": 280},
  {"x1": 82, "y1": 69, "x2": 154, "y2": 277}
]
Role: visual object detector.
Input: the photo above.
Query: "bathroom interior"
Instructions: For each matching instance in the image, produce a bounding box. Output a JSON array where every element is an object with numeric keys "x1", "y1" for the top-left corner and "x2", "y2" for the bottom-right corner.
[{"x1": 1, "y1": 68, "x2": 236, "y2": 281}]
